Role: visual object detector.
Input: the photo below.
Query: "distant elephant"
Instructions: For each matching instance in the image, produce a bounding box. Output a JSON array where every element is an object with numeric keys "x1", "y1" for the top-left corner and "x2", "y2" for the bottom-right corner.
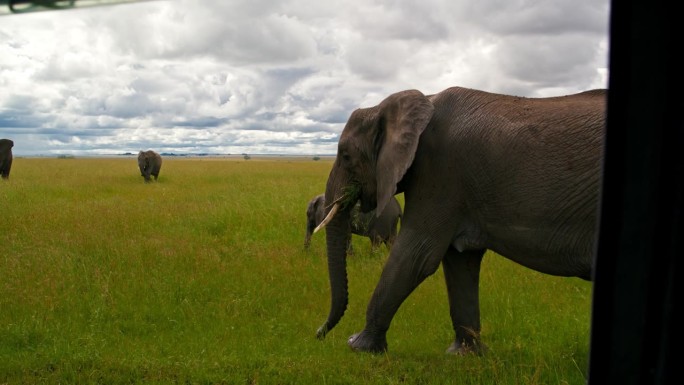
[
  {"x1": 305, "y1": 193, "x2": 402, "y2": 252},
  {"x1": 313, "y1": 86, "x2": 605, "y2": 354},
  {"x1": 138, "y1": 150, "x2": 162, "y2": 182},
  {"x1": 0, "y1": 139, "x2": 13, "y2": 180}
]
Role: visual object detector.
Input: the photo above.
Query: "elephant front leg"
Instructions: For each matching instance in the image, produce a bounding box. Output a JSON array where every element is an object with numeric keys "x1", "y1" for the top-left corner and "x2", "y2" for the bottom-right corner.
[
  {"x1": 348, "y1": 226, "x2": 450, "y2": 353},
  {"x1": 442, "y1": 247, "x2": 486, "y2": 355}
]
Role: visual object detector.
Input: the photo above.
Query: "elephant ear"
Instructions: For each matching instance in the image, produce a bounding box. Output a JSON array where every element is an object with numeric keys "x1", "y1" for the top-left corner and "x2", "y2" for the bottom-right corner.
[
  {"x1": 375, "y1": 90, "x2": 434, "y2": 215},
  {"x1": 312, "y1": 194, "x2": 323, "y2": 213}
]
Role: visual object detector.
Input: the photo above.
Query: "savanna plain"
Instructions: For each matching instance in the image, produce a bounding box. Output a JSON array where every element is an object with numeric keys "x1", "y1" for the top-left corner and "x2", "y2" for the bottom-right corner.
[{"x1": 0, "y1": 157, "x2": 592, "y2": 384}]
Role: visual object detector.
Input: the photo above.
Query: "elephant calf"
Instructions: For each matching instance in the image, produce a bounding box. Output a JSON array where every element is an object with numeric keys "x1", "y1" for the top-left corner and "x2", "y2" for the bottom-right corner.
[
  {"x1": 138, "y1": 150, "x2": 162, "y2": 182},
  {"x1": 305, "y1": 193, "x2": 401, "y2": 252}
]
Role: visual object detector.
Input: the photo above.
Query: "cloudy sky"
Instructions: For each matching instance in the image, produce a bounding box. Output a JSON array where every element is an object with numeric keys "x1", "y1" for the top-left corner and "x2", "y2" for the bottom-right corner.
[{"x1": 0, "y1": 0, "x2": 610, "y2": 156}]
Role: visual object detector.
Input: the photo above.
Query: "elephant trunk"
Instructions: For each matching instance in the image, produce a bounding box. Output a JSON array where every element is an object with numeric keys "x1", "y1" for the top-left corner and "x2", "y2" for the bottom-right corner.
[
  {"x1": 316, "y1": 166, "x2": 360, "y2": 340},
  {"x1": 316, "y1": 204, "x2": 351, "y2": 339}
]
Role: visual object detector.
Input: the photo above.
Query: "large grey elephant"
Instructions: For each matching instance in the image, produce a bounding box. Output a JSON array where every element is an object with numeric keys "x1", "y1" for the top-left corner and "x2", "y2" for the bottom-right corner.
[
  {"x1": 314, "y1": 86, "x2": 605, "y2": 354},
  {"x1": 0, "y1": 139, "x2": 13, "y2": 180},
  {"x1": 305, "y1": 193, "x2": 402, "y2": 252},
  {"x1": 138, "y1": 150, "x2": 162, "y2": 182}
]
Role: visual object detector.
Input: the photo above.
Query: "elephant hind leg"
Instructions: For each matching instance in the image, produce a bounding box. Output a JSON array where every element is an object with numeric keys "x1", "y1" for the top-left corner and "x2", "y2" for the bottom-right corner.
[
  {"x1": 370, "y1": 236, "x2": 381, "y2": 252},
  {"x1": 367, "y1": 231, "x2": 386, "y2": 252},
  {"x1": 378, "y1": 235, "x2": 393, "y2": 251},
  {"x1": 442, "y1": 247, "x2": 486, "y2": 355}
]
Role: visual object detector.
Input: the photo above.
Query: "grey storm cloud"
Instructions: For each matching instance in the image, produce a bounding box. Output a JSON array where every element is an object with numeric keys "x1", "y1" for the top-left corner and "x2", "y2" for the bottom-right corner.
[{"x1": 0, "y1": 0, "x2": 610, "y2": 156}]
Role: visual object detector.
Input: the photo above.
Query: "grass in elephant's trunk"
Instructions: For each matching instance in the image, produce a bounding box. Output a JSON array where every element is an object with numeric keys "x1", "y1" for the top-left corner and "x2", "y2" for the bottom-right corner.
[{"x1": 332, "y1": 182, "x2": 362, "y2": 211}]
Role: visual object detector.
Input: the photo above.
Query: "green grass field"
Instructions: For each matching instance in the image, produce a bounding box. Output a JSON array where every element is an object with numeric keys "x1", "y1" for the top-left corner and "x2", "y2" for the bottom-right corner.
[{"x1": 0, "y1": 157, "x2": 592, "y2": 384}]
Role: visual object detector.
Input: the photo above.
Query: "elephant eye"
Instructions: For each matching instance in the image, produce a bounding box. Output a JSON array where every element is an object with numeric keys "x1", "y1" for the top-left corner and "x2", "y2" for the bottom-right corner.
[
  {"x1": 338, "y1": 141, "x2": 356, "y2": 169},
  {"x1": 340, "y1": 151, "x2": 352, "y2": 165}
]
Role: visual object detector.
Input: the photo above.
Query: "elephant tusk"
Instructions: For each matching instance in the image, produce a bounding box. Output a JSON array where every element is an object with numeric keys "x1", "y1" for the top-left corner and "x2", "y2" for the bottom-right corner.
[{"x1": 313, "y1": 202, "x2": 339, "y2": 233}]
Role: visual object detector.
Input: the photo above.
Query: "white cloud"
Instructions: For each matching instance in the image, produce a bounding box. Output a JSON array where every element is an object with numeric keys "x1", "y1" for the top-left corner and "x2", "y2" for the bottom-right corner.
[{"x1": 0, "y1": 0, "x2": 610, "y2": 155}]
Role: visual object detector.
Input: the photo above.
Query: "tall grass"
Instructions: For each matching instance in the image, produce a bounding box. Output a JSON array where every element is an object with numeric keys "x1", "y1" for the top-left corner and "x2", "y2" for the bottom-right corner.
[{"x1": 0, "y1": 157, "x2": 592, "y2": 384}]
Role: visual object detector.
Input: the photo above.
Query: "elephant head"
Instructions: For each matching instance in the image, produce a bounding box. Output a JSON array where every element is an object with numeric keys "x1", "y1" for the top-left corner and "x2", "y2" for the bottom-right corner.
[
  {"x1": 314, "y1": 90, "x2": 434, "y2": 339},
  {"x1": 0, "y1": 139, "x2": 14, "y2": 180}
]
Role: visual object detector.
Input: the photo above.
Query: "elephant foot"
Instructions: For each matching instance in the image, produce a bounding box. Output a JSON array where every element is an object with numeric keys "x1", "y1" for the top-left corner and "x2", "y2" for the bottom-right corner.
[
  {"x1": 445, "y1": 339, "x2": 487, "y2": 356},
  {"x1": 348, "y1": 330, "x2": 387, "y2": 353}
]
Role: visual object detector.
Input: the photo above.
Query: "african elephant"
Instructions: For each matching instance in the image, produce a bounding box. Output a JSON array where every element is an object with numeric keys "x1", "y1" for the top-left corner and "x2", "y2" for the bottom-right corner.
[
  {"x1": 138, "y1": 150, "x2": 162, "y2": 182},
  {"x1": 314, "y1": 86, "x2": 605, "y2": 354},
  {"x1": 305, "y1": 193, "x2": 402, "y2": 252},
  {"x1": 0, "y1": 139, "x2": 13, "y2": 180}
]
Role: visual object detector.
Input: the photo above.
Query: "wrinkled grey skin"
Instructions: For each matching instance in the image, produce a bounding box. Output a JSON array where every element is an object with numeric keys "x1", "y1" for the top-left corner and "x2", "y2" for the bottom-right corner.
[
  {"x1": 0, "y1": 139, "x2": 13, "y2": 180},
  {"x1": 304, "y1": 193, "x2": 402, "y2": 252},
  {"x1": 315, "y1": 86, "x2": 605, "y2": 354},
  {"x1": 138, "y1": 150, "x2": 162, "y2": 182}
]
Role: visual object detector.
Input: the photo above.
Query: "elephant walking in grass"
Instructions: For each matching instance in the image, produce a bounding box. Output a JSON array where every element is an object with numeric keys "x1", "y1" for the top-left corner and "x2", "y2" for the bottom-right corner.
[
  {"x1": 305, "y1": 193, "x2": 402, "y2": 252},
  {"x1": 314, "y1": 86, "x2": 605, "y2": 354},
  {"x1": 138, "y1": 150, "x2": 162, "y2": 182},
  {"x1": 0, "y1": 139, "x2": 13, "y2": 180}
]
